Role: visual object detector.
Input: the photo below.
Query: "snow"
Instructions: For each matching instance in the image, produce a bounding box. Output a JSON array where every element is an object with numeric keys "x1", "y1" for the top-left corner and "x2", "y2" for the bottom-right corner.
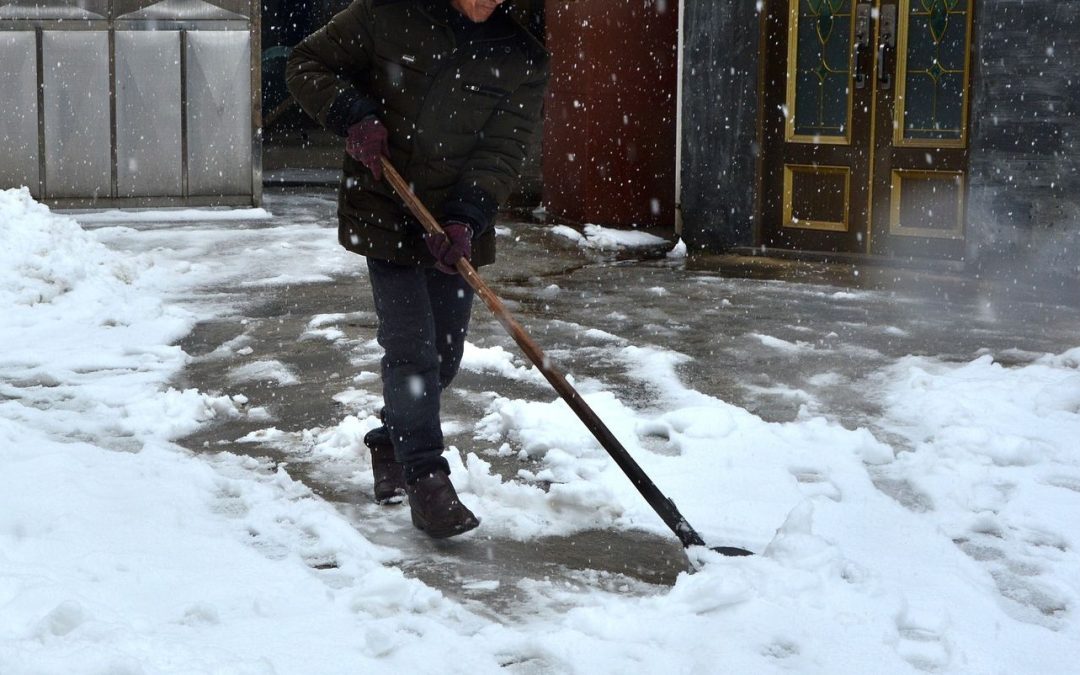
[
  {"x1": 666, "y1": 237, "x2": 688, "y2": 259},
  {"x1": 550, "y1": 223, "x2": 670, "y2": 250},
  {"x1": 227, "y1": 359, "x2": 300, "y2": 386},
  {"x1": 65, "y1": 207, "x2": 273, "y2": 224},
  {"x1": 461, "y1": 343, "x2": 548, "y2": 385},
  {"x1": 751, "y1": 332, "x2": 807, "y2": 351},
  {"x1": 3, "y1": 187, "x2": 1080, "y2": 673}
]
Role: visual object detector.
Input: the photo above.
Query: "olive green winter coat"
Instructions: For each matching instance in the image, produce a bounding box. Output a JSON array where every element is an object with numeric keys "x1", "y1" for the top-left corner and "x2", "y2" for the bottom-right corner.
[{"x1": 286, "y1": 0, "x2": 549, "y2": 266}]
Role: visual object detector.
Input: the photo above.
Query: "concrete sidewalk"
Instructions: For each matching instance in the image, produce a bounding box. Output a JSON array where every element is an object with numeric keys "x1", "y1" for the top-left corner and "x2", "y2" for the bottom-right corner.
[{"x1": 174, "y1": 186, "x2": 1080, "y2": 616}]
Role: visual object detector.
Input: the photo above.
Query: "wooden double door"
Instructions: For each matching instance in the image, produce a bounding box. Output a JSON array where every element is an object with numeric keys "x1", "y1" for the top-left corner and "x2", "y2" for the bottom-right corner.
[{"x1": 761, "y1": 0, "x2": 975, "y2": 258}]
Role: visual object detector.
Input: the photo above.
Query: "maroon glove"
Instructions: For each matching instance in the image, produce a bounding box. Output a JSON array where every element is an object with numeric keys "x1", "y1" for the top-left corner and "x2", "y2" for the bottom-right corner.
[
  {"x1": 345, "y1": 117, "x2": 389, "y2": 180},
  {"x1": 425, "y1": 220, "x2": 473, "y2": 274}
]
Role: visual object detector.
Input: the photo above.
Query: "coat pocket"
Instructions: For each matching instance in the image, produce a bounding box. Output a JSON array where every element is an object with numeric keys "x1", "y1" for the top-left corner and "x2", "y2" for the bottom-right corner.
[
  {"x1": 462, "y1": 82, "x2": 510, "y2": 100},
  {"x1": 374, "y1": 47, "x2": 439, "y2": 90}
]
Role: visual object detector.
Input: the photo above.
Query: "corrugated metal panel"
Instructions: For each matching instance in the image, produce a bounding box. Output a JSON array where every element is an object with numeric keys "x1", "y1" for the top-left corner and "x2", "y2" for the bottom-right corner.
[
  {"x1": 0, "y1": 31, "x2": 39, "y2": 195},
  {"x1": 42, "y1": 30, "x2": 112, "y2": 199},
  {"x1": 115, "y1": 30, "x2": 183, "y2": 196},
  {"x1": 0, "y1": 0, "x2": 259, "y2": 207},
  {"x1": 185, "y1": 29, "x2": 251, "y2": 195}
]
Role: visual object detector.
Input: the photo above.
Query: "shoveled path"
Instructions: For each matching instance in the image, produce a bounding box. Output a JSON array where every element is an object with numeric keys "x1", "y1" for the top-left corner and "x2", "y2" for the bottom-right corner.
[{"x1": 174, "y1": 188, "x2": 1080, "y2": 619}]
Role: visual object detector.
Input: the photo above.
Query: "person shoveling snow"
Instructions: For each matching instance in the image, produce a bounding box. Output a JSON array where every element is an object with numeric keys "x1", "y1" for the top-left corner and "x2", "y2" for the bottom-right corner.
[{"x1": 286, "y1": 0, "x2": 548, "y2": 538}]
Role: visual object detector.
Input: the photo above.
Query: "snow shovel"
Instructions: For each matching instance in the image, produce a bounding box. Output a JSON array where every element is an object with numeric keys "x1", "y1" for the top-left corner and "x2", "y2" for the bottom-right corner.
[{"x1": 381, "y1": 157, "x2": 753, "y2": 558}]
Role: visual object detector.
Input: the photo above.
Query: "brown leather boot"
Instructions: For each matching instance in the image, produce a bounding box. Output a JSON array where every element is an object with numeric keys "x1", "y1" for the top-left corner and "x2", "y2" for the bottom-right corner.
[
  {"x1": 363, "y1": 425, "x2": 406, "y2": 505},
  {"x1": 406, "y1": 470, "x2": 480, "y2": 539}
]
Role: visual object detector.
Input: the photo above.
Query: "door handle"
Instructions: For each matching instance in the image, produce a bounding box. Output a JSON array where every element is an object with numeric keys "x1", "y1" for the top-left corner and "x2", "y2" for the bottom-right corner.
[
  {"x1": 853, "y1": 3, "x2": 871, "y2": 89},
  {"x1": 877, "y1": 4, "x2": 897, "y2": 90}
]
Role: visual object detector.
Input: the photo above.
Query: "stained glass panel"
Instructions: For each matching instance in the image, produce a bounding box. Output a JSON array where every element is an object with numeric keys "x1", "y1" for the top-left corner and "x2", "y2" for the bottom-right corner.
[
  {"x1": 792, "y1": 0, "x2": 853, "y2": 138},
  {"x1": 901, "y1": 0, "x2": 969, "y2": 141}
]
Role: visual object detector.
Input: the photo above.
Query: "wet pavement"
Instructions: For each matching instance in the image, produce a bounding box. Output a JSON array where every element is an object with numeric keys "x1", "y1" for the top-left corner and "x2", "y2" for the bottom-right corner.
[{"x1": 173, "y1": 186, "x2": 1080, "y2": 617}]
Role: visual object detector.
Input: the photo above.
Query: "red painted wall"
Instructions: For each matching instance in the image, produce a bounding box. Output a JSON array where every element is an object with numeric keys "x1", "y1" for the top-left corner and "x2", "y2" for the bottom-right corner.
[{"x1": 543, "y1": 0, "x2": 678, "y2": 230}]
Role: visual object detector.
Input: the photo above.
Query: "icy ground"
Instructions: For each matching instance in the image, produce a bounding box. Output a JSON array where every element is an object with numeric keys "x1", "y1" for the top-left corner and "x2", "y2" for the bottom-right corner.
[{"x1": 2, "y1": 186, "x2": 1080, "y2": 673}]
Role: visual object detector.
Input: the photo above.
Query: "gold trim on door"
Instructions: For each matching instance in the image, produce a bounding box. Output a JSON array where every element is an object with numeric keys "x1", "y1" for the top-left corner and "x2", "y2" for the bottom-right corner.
[
  {"x1": 893, "y1": 0, "x2": 974, "y2": 149},
  {"x1": 864, "y1": 0, "x2": 881, "y2": 253},
  {"x1": 785, "y1": 0, "x2": 856, "y2": 145},
  {"x1": 889, "y1": 169, "x2": 965, "y2": 239},
  {"x1": 763, "y1": 0, "x2": 973, "y2": 258},
  {"x1": 783, "y1": 164, "x2": 851, "y2": 231}
]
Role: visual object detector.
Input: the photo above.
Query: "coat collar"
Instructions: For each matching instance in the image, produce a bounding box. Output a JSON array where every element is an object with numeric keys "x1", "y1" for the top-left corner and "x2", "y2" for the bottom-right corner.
[{"x1": 420, "y1": 0, "x2": 516, "y2": 42}]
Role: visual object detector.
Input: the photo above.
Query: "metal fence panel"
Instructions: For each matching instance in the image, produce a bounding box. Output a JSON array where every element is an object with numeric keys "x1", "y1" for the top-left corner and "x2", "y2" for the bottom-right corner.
[
  {"x1": 1, "y1": 1, "x2": 259, "y2": 206},
  {"x1": 186, "y1": 30, "x2": 251, "y2": 196},
  {"x1": 0, "y1": 31, "x2": 39, "y2": 195},
  {"x1": 115, "y1": 30, "x2": 183, "y2": 196},
  {"x1": 42, "y1": 30, "x2": 111, "y2": 199}
]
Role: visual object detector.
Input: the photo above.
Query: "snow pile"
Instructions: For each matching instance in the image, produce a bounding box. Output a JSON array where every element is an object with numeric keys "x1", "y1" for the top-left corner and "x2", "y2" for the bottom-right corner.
[
  {"x1": 878, "y1": 352, "x2": 1080, "y2": 629},
  {"x1": 0, "y1": 190, "x2": 489, "y2": 672},
  {"x1": 666, "y1": 237, "x2": 688, "y2": 259},
  {"x1": 0, "y1": 426, "x2": 490, "y2": 672},
  {"x1": 458, "y1": 344, "x2": 893, "y2": 546},
  {"x1": 883, "y1": 352, "x2": 1080, "y2": 468},
  {"x1": 227, "y1": 359, "x2": 301, "y2": 386},
  {"x1": 441, "y1": 342, "x2": 1080, "y2": 672},
  {"x1": 550, "y1": 223, "x2": 670, "y2": 250},
  {"x1": 0, "y1": 188, "x2": 196, "y2": 447},
  {"x1": 5, "y1": 187, "x2": 1080, "y2": 673},
  {"x1": 461, "y1": 342, "x2": 548, "y2": 385},
  {"x1": 0, "y1": 187, "x2": 139, "y2": 306}
]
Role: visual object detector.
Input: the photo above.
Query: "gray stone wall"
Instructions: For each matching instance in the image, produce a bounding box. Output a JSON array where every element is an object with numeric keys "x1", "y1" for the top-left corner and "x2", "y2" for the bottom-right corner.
[
  {"x1": 967, "y1": 0, "x2": 1080, "y2": 281},
  {"x1": 680, "y1": 1, "x2": 761, "y2": 251}
]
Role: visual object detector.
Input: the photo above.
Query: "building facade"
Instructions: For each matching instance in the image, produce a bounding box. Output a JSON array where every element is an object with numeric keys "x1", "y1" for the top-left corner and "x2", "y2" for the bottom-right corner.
[
  {"x1": 681, "y1": 0, "x2": 1080, "y2": 281},
  {"x1": 11, "y1": 0, "x2": 1071, "y2": 283}
]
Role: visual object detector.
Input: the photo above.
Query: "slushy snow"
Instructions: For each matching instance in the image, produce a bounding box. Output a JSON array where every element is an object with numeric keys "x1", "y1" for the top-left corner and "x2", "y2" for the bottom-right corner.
[
  {"x1": 549, "y1": 223, "x2": 670, "y2": 250},
  {"x1": 2, "y1": 187, "x2": 1079, "y2": 673}
]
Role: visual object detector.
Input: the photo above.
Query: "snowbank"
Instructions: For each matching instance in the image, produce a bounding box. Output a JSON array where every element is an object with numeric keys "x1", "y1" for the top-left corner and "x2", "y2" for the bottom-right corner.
[
  {"x1": 0, "y1": 190, "x2": 489, "y2": 672},
  {"x1": 445, "y1": 343, "x2": 1080, "y2": 672},
  {"x1": 550, "y1": 223, "x2": 669, "y2": 250},
  {"x1": 4, "y1": 187, "x2": 1079, "y2": 673},
  {"x1": 1, "y1": 187, "x2": 142, "y2": 307}
]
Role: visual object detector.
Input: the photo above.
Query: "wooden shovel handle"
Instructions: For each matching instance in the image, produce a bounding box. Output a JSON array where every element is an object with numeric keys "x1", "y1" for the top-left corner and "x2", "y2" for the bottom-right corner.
[
  {"x1": 379, "y1": 156, "x2": 726, "y2": 551},
  {"x1": 380, "y1": 157, "x2": 546, "y2": 377}
]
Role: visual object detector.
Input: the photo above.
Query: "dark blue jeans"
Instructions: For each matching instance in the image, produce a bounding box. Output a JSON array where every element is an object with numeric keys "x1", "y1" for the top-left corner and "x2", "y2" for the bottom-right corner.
[{"x1": 366, "y1": 257, "x2": 474, "y2": 480}]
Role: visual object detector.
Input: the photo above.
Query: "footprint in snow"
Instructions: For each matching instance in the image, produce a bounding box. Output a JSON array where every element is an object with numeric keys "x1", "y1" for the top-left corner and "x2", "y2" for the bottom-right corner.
[
  {"x1": 1042, "y1": 474, "x2": 1080, "y2": 494},
  {"x1": 761, "y1": 639, "x2": 800, "y2": 660},
  {"x1": 893, "y1": 603, "x2": 951, "y2": 672},
  {"x1": 955, "y1": 523, "x2": 1071, "y2": 630},
  {"x1": 789, "y1": 467, "x2": 841, "y2": 502}
]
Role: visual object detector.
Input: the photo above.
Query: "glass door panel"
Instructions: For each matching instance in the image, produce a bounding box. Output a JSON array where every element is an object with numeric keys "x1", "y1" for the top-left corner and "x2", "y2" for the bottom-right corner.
[
  {"x1": 895, "y1": 0, "x2": 972, "y2": 146},
  {"x1": 761, "y1": 0, "x2": 872, "y2": 253},
  {"x1": 762, "y1": 0, "x2": 974, "y2": 259},
  {"x1": 789, "y1": 0, "x2": 854, "y2": 143}
]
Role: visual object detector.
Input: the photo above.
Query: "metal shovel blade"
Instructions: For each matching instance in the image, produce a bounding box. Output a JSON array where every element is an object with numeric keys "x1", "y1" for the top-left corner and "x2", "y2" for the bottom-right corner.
[{"x1": 712, "y1": 546, "x2": 754, "y2": 557}]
